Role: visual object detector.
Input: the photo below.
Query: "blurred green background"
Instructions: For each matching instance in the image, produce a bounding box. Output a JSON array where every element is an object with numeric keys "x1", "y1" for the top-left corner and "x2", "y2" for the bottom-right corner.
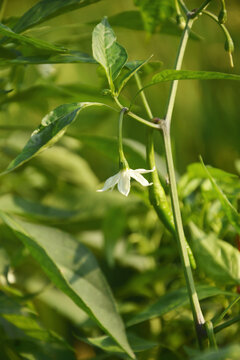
[
  {"x1": 1, "y1": 0, "x2": 239, "y2": 179},
  {"x1": 0, "y1": 2, "x2": 240, "y2": 359}
]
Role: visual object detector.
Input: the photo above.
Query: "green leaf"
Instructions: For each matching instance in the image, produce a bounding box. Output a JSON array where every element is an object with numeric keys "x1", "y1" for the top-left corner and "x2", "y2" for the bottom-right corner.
[
  {"x1": 0, "y1": 213, "x2": 135, "y2": 359},
  {"x1": 141, "y1": 70, "x2": 240, "y2": 91},
  {"x1": 79, "y1": 332, "x2": 157, "y2": 355},
  {"x1": 92, "y1": 17, "x2": 128, "y2": 89},
  {"x1": 0, "y1": 51, "x2": 95, "y2": 65},
  {"x1": 91, "y1": 11, "x2": 201, "y2": 39},
  {"x1": 200, "y1": 158, "x2": 240, "y2": 233},
  {"x1": 13, "y1": 0, "x2": 101, "y2": 34},
  {"x1": 191, "y1": 345, "x2": 240, "y2": 360},
  {"x1": 117, "y1": 56, "x2": 152, "y2": 95},
  {"x1": 187, "y1": 162, "x2": 238, "y2": 181},
  {"x1": 0, "y1": 194, "x2": 77, "y2": 221},
  {"x1": 0, "y1": 291, "x2": 66, "y2": 345},
  {"x1": 0, "y1": 102, "x2": 106, "y2": 175},
  {"x1": 189, "y1": 223, "x2": 240, "y2": 285},
  {"x1": 0, "y1": 23, "x2": 65, "y2": 53},
  {"x1": 127, "y1": 285, "x2": 237, "y2": 326}
]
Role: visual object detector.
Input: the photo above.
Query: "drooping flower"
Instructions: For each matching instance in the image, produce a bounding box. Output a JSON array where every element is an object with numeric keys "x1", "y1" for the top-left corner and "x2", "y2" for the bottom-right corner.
[{"x1": 97, "y1": 167, "x2": 155, "y2": 196}]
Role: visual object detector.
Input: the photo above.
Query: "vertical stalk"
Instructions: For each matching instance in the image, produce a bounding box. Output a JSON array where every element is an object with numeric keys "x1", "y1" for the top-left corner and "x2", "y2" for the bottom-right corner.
[
  {"x1": 162, "y1": 17, "x2": 208, "y2": 347},
  {"x1": 165, "y1": 18, "x2": 194, "y2": 129},
  {"x1": 163, "y1": 126, "x2": 205, "y2": 346}
]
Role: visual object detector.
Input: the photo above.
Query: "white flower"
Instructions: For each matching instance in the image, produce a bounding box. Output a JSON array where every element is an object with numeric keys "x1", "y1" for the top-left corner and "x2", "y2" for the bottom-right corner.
[{"x1": 97, "y1": 167, "x2": 155, "y2": 196}]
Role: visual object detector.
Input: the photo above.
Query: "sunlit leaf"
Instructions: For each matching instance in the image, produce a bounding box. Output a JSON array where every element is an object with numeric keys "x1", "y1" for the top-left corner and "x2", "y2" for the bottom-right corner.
[
  {"x1": 0, "y1": 102, "x2": 106, "y2": 175},
  {"x1": 200, "y1": 158, "x2": 240, "y2": 233},
  {"x1": 127, "y1": 285, "x2": 237, "y2": 326},
  {"x1": 0, "y1": 213, "x2": 135, "y2": 359},
  {"x1": 140, "y1": 70, "x2": 240, "y2": 92},
  {"x1": 92, "y1": 17, "x2": 128, "y2": 89},
  {"x1": 187, "y1": 162, "x2": 238, "y2": 181},
  {"x1": 0, "y1": 23, "x2": 65, "y2": 53},
  {"x1": 189, "y1": 223, "x2": 240, "y2": 285},
  {"x1": 13, "y1": 0, "x2": 102, "y2": 34}
]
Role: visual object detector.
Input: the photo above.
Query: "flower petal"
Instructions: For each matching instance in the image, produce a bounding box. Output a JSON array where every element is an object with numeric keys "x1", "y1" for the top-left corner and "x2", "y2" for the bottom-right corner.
[
  {"x1": 118, "y1": 170, "x2": 131, "y2": 196},
  {"x1": 129, "y1": 170, "x2": 152, "y2": 187},
  {"x1": 97, "y1": 172, "x2": 120, "y2": 192},
  {"x1": 134, "y1": 167, "x2": 155, "y2": 174}
]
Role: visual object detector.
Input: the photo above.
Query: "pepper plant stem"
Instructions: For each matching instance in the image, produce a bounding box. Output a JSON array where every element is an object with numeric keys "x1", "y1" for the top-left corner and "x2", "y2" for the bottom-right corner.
[
  {"x1": 163, "y1": 125, "x2": 205, "y2": 347},
  {"x1": 165, "y1": 17, "x2": 194, "y2": 129},
  {"x1": 114, "y1": 96, "x2": 159, "y2": 130},
  {"x1": 135, "y1": 73, "x2": 197, "y2": 269},
  {"x1": 162, "y1": 17, "x2": 207, "y2": 347}
]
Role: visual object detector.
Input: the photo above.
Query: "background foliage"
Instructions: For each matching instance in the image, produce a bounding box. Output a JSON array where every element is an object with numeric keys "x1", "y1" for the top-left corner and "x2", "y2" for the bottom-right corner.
[{"x1": 0, "y1": 0, "x2": 239, "y2": 359}]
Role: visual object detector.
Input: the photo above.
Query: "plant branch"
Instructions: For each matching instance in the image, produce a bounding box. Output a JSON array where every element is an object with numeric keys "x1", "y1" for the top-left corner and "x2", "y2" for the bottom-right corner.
[
  {"x1": 113, "y1": 96, "x2": 159, "y2": 130},
  {"x1": 189, "y1": 0, "x2": 213, "y2": 19},
  {"x1": 134, "y1": 74, "x2": 153, "y2": 119},
  {"x1": 161, "y1": 17, "x2": 209, "y2": 348},
  {"x1": 164, "y1": 18, "x2": 194, "y2": 130},
  {"x1": 214, "y1": 315, "x2": 240, "y2": 334},
  {"x1": 177, "y1": 0, "x2": 189, "y2": 15},
  {"x1": 212, "y1": 296, "x2": 240, "y2": 326},
  {"x1": 162, "y1": 126, "x2": 205, "y2": 347}
]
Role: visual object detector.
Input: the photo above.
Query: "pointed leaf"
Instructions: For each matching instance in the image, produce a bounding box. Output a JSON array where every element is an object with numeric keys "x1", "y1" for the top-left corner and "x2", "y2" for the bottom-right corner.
[
  {"x1": 0, "y1": 194, "x2": 77, "y2": 221},
  {"x1": 127, "y1": 285, "x2": 237, "y2": 326},
  {"x1": 0, "y1": 23, "x2": 65, "y2": 53},
  {"x1": 152, "y1": 70, "x2": 240, "y2": 83},
  {"x1": 0, "y1": 102, "x2": 105, "y2": 175},
  {"x1": 79, "y1": 333, "x2": 157, "y2": 354},
  {"x1": 117, "y1": 56, "x2": 152, "y2": 95},
  {"x1": 138, "y1": 70, "x2": 240, "y2": 93},
  {"x1": 190, "y1": 223, "x2": 240, "y2": 285},
  {"x1": 91, "y1": 11, "x2": 202, "y2": 40},
  {"x1": 13, "y1": 0, "x2": 101, "y2": 34},
  {"x1": 0, "y1": 51, "x2": 95, "y2": 65},
  {"x1": 92, "y1": 17, "x2": 128, "y2": 87},
  {"x1": 0, "y1": 213, "x2": 135, "y2": 359},
  {"x1": 200, "y1": 158, "x2": 240, "y2": 233}
]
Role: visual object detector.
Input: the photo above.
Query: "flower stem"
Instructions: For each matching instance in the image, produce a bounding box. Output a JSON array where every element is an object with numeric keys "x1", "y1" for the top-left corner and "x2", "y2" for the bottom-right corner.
[{"x1": 118, "y1": 108, "x2": 129, "y2": 169}]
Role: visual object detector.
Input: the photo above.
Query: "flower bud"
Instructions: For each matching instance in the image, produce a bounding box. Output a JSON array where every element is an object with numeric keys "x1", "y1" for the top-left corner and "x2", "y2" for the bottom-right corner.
[
  {"x1": 176, "y1": 14, "x2": 185, "y2": 30},
  {"x1": 218, "y1": 9, "x2": 227, "y2": 24}
]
